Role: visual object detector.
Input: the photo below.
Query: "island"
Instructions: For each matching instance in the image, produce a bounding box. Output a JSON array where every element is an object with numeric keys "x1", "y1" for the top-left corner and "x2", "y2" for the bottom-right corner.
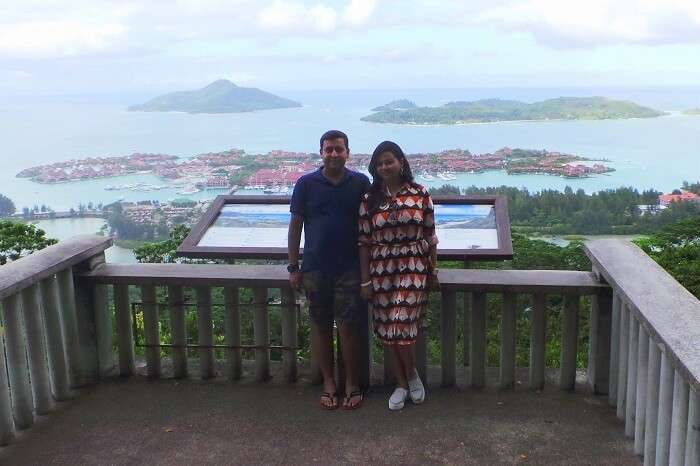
[
  {"x1": 361, "y1": 96, "x2": 665, "y2": 125},
  {"x1": 128, "y1": 79, "x2": 301, "y2": 114},
  {"x1": 17, "y1": 146, "x2": 613, "y2": 198},
  {"x1": 683, "y1": 108, "x2": 700, "y2": 115},
  {"x1": 371, "y1": 99, "x2": 417, "y2": 112}
]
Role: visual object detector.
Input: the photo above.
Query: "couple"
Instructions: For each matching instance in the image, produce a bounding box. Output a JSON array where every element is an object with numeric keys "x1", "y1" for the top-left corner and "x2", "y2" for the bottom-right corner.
[{"x1": 287, "y1": 130, "x2": 439, "y2": 411}]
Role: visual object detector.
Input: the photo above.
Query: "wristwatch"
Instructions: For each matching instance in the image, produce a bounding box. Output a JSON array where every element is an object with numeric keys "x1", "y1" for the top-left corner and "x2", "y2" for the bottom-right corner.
[{"x1": 287, "y1": 263, "x2": 299, "y2": 273}]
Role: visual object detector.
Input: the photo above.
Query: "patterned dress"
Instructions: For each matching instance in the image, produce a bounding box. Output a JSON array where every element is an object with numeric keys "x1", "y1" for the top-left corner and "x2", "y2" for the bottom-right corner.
[{"x1": 358, "y1": 183, "x2": 438, "y2": 345}]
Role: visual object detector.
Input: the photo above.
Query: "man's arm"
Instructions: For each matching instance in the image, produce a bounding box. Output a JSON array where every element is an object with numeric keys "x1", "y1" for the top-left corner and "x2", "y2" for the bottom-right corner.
[{"x1": 287, "y1": 213, "x2": 303, "y2": 288}]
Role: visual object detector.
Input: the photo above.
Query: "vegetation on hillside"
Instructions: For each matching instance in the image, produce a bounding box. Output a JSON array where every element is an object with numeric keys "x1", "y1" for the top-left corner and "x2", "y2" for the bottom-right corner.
[
  {"x1": 128, "y1": 79, "x2": 302, "y2": 114},
  {"x1": 0, "y1": 194, "x2": 16, "y2": 217},
  {"x1": 0, "y1": 220, "x2": 57, "y2": 265},
  {"x1": 432, "y1": 184, "x2": 700, "y2": 235},
  {"x1": 362, "y1": 97, "x2": 665, "y2": 124}
]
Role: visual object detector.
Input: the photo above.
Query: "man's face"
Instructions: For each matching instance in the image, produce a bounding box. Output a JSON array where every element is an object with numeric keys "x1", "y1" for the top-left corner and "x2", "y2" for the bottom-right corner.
[{"x1": 321, "y1": 137, "x2": 349, "y2": 170}]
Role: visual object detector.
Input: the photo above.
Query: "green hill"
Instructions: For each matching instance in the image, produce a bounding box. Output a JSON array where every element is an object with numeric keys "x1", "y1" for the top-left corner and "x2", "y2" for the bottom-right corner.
[
  {"x1": 361, "y1": 96, "x2": 665, "y2": 124},
  {"x1": 371, "y1": 99, "x2": 417, "y2": 111},
  {"x1": 128, "y1": 79, "x2": 302, "y2": 113}
]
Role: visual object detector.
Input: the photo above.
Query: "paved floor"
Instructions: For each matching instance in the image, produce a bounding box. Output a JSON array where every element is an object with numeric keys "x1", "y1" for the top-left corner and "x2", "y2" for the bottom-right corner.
[{"x1": 0, "y1": 375, "x2": 638, "y2": 465}]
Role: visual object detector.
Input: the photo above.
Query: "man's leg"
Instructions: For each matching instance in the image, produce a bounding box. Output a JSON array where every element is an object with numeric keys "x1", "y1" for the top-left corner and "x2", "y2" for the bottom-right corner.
[
  {"x1": 312, "y1": 321, "x2": 337, "y2": 402},
  {"x1": 338, "y1": 322, "x2": 361, "y2": 407},
  {"x1": 304, "y1": 272, "x2": 338, "y2": 409}
]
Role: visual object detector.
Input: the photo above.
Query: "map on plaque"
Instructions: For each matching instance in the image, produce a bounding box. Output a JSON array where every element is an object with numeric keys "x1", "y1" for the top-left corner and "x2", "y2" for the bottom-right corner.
[{"x1": 178, "y1": 195, "x2": 512, "y2": 260}]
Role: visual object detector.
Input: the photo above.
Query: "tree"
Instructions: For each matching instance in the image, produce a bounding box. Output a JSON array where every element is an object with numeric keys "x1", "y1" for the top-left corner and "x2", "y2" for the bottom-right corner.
[
  {"x1": 0, "y1": 194, "x2": 16, "y2": 217},
  {"x1": 134, "y1": 225, "x2": 192, "y2": 263},
  {"x1": 635, "y1": 216, "x2": 700, "y2": 299},
  {"x1": 0, "y1": 221, "x2": 58, "y2": 265}
]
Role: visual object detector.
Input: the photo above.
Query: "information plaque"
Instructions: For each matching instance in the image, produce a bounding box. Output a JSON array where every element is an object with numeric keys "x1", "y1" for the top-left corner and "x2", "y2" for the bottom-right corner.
[{"x1": 178, "y1": 195, "x2": 512, "y2": 260}]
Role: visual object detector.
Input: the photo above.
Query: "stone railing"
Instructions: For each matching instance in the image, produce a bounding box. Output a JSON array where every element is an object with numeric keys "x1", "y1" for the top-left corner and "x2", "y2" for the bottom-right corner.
[
  {"x1": 1, "y1": 235, "x2": 698, "y2": 465},
  {"x1": 0, "y1": 235, "x2": 113, "y2": 445},
  {"x1": 585, "y1": 239, "x2": 700, "y2": 465}
]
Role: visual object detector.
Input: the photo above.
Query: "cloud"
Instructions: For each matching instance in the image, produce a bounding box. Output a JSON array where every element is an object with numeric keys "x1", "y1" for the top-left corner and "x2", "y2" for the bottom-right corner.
[
  {"x1": 472, "y1": 0, "x2": 700, "y2": 47},
  {"x1": 0, "y1": 20, "x2": 128, "y2": 59},
  {"x1": 342, "y1": 0, "x2": 377, "y2": 26}
]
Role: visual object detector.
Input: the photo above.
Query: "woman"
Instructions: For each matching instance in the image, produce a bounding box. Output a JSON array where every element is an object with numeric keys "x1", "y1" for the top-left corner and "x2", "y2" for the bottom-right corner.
[{"x1": 358, "y1": 140, "x2": 439, "y2": 410}]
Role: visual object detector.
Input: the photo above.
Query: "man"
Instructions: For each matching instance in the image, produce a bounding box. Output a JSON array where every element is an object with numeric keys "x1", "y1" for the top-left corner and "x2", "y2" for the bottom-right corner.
[{"x1": 288, "y1": 130, "x2": 370, "y2": 410}]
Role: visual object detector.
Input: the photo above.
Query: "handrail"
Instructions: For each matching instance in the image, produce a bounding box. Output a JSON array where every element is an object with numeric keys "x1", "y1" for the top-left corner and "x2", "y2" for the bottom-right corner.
[
  {"x1": 80, "y1": 263, "x2": 605, "y2": 293},
  {"x1": 584, "y1": 239, "x2": 700, "y2": 390},
  {"x1": 0, "y1": 235, "x2": 113, "y2": 301}
]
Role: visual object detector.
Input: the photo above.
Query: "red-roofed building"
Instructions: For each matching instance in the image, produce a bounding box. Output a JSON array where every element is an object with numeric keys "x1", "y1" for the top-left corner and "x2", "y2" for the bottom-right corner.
[{"x1": 658, "y1": 191, "x2": 700, "y2": 206}]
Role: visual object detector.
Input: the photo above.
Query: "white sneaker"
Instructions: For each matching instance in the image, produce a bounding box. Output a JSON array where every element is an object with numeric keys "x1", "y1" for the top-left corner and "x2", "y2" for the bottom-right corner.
[
  {"x1": 389, "y1": 387, "x2": 408, "y2": 410},
  {"x1": 408, "y1": 370, "x2": 425, "y2": 404}
]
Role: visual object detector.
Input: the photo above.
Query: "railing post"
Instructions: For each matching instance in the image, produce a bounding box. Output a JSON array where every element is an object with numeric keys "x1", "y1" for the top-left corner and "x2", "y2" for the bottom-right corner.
[
  {"x1": 608, "y1": 292, "x2": 621, "y2": 406},
  {"x1": 559, "y1": 293, "x2": 579, "y2": 391},
  {"x1": 224, "y1": 287, "x2": 241, "y2": 381},
  {"x1": 634, "y1": 323, "x2": 648, "y2": 455},
  {"x1": 1, "y1": 293, "x2": 33, "y2": 429},
  {"x1": 38, "y1": 277, "x2": 71, "y2": 401},
  {"x1": 140, "y1": 285, "x2": 161, "y2": 378},
  {"x1": 686, "y1": 386, "x2": 700, "y2": 466},
  {"x1": 281, "y1": 288, "x2": 298, "y2": 383},
  {"x1": 617, "y1": 302, "x2": 630, "y2": 420},
  {"x1": 529, "y1": 293, "x2": 546, "y2": 390},
  {"x1": 56, "y1": 268, "x2": 83, "y2": 388},
  {"x1": 253, "y1": 287, "x2": 269, "y2": 382},
  {"x1": 168, "y1": 286, "x2": 187, "y2": 379},
  {"x1": 441, "y1": 290, "x2": 456, "y2": 387},
  {"x1": 0, "y1": 333, "x2": 15, "y2": 445},
  {"x1": 196, "y1": 286, "x2": 215, "y2": 380},
  {"x1": 20, "y1": 284, "x2": 52, "y2": 415},
  {"x1": 463, "y1": 291, "x2": 471, "y2": 368},
  {"x1": 470, "y1": 292, "x2": 486, "y2": 388},
  {"x1": 500, "y1": 293, "x2": 516, "y2": 389},
  {"x1": 587, "y1": 287, "x2": 611, "y2": 394},
  {"x1": 114, "y1": 284, "x2": 134, "y2": 377},
  {"x1": 669, "y1": 371, "x2": 689, "y2": 466},
  {"x1": 656, "y1": 351, "x2": 674, "y2": 465},
  {"x1": 643, "y1": 339, "x2": 661, "y2": 465},
  {"x1": 92, "y1": 275, "x2": 113, "y2": 378},
  {"x1": 73, "y1": 253, "x2": 108, "y2": 384},
  {"x1": 625, "y1": 313, "x2": 639, "y2": 438}
]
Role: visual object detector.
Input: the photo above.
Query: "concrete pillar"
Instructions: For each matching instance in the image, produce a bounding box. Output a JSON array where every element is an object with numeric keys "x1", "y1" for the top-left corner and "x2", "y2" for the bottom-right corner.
[
  {"x1": 114, "y1": 284, "x2": 134, "y2": 377},
  {"x1": 617, "y1": 302, "x2": 630, "y2": 420},
  {"x1": 253, "y1": 287, "x2": 269, "y2": 382},
  {"x1": 470, "y1": 292, "x2": 486, "y2": 388},
  {"x1": 625, "y1": 313, "x2": 639, "y2": 438},
  {"x1": 668, "y1": 370, "x2": 689, "y2": 466},
  {"x1": 656, "y1": 352, "x2": 674, "y2": 465},
  {"x1": 281, "y1": 288, "x2": 298, "y2": 383},
  {"x1": 140, "y1": 285, "x2": 161, "y2": 378},
  {"x1": 39, "y1": 277, "x2": 71, "y2": 401},
  {"x1": 1, "y1": 293, "x2": 33, "y2": 429},
  {"x1": 21, "y1": 284, "x2": 52, "y2": 415},
  {"x1": 168, "y1": 285, "x2": 187, "y2": 379},
  {"x1": 559, "y1": 293, "x2": 579, "y2": 391},
  {"x1": 643, "y1": 340, "x2": 661, "y2": 466},
  {"x1": 529, "y1": 293, "x2": 546, "y2": 390},
  {"x1": 633, "y1": 324, "x2": 648, "y2": 455},
  {"x1": 441, "y1": 290, "x2": 457, "y2": 387},
  {"x1": 608, "y1": 292, "x2": 621, "y2": 406},
  {"x1": 500, "y1": 292, "x2": 516, "y2": 389},
  {"x1": 224, "y1": 287, "x2": 241, "y2": 381},
  {"x1": 57, "y1": 268, "x2": 82, "y2": 387},
  {"x1": 196, "y1": 286, "x2": 215, "y2": 380}
]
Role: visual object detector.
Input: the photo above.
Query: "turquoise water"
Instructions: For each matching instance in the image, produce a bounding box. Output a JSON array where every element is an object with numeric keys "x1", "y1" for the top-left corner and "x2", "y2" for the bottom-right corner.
[{"x1": 2, "y1": 88, "x2": 700, "y2": 211}]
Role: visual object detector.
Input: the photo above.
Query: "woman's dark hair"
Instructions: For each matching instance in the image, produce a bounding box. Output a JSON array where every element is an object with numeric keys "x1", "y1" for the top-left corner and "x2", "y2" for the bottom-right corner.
[{"x1": 367, "y1": 140, "x2": 415, "y2": 213}]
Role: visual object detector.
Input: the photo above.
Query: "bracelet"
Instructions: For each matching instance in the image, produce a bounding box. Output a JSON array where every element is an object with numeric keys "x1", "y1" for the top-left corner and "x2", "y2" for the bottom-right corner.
[{"x1": 361, "y1": 280, "x2": 372, "y2": 287}]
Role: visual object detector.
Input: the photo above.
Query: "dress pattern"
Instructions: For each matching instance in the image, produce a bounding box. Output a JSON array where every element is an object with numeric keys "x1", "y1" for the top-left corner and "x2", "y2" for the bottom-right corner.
[{"x1": 358, "y1": 183, "x2": 438, "y2": 345}]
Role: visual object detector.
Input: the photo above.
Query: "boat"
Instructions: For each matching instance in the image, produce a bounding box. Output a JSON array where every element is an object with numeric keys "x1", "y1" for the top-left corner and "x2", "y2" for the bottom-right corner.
[
  {"x1": 263, "y1": 186, "x2": 280, "y2": 194},
  {"x1": 177, "y1": 184, "x2": 201, "y2": 195},
  {"x1": 420, "y1": 172, "x2": 435, "y2": 181}
]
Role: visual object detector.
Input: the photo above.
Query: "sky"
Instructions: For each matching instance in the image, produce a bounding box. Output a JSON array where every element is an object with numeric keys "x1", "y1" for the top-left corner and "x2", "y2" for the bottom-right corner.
[{"x1": 2, "y1": 0, "x2": 700, "y2": 95}]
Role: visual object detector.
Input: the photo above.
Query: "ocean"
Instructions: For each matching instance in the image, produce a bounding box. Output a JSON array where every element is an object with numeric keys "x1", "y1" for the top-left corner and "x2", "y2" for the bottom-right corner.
[{"x1": 2, "y1": 86, "x2": 700, "y2": 211}]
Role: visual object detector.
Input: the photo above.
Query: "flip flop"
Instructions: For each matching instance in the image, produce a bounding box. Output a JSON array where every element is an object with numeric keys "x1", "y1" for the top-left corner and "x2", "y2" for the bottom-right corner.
[
  {"x1": 342, "y1": 390, "x2": 364, "y2": 410},
  {"x1": 320, "y1": 391, "x2": 339, "y2": 410}
]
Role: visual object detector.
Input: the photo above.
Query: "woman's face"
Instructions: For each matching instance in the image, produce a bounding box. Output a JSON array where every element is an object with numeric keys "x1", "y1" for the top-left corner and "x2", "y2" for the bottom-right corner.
[{"x1": 375, "y1": 151, "x2": 403, "y2": 182}]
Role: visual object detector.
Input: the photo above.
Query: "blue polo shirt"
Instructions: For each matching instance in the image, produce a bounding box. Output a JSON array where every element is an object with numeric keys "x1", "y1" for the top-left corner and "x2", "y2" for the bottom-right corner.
[{"x1": 290, "y1": 167, "x2": 370, "y2": 275}]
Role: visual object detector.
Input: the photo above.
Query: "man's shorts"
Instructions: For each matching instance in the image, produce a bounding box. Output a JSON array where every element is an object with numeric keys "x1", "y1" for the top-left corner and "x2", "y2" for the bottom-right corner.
[{"x1": 302, "y1": 269, "x2": 366, "y2": 326}]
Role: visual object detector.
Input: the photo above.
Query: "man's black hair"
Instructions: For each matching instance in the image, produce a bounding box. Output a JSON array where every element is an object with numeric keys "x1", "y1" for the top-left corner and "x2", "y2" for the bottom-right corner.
[{"x1": 319, "y1": 130, "x2": 349, "y2": 151}]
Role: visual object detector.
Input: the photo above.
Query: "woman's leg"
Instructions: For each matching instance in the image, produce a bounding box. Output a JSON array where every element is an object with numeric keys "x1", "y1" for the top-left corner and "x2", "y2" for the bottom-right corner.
[
  {"x1": 387, "y1": 345, "x2": 409, "y2": 389},
  {"x1": 396, "y1": 344, "x2": 416, "y2": 381}
]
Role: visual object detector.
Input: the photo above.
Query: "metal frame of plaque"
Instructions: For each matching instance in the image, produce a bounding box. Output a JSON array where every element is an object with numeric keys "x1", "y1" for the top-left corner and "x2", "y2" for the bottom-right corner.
[{"x1": 177, "y1": 195, "x2": 512, "y2": 261}]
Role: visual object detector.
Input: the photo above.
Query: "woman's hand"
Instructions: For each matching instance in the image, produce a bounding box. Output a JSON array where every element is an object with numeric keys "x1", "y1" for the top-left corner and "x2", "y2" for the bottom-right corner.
[{"x1": 360, "y1": 283, "x2": 373, "y2": 301}]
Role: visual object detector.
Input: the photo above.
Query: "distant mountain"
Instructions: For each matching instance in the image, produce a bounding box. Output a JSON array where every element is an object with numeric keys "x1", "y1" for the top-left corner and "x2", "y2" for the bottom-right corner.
[
  {"x1": 361, "y1": 97, "x2": 666, "y2": 125},
  {"x1": 128, "y1": 80, "x2": 302, "y2": 113},
  {"x1": 683, "y1": 108, "x2": 700, "y2": 115},
  {"x1": 371, "y1": 99, "x2": 417, "y2": 112}
]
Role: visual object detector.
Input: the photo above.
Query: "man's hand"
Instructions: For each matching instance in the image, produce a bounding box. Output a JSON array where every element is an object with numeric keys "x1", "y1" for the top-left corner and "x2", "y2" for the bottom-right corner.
[{"x1": 289, "y1": 271, "x2": 302, "y2": 290}]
